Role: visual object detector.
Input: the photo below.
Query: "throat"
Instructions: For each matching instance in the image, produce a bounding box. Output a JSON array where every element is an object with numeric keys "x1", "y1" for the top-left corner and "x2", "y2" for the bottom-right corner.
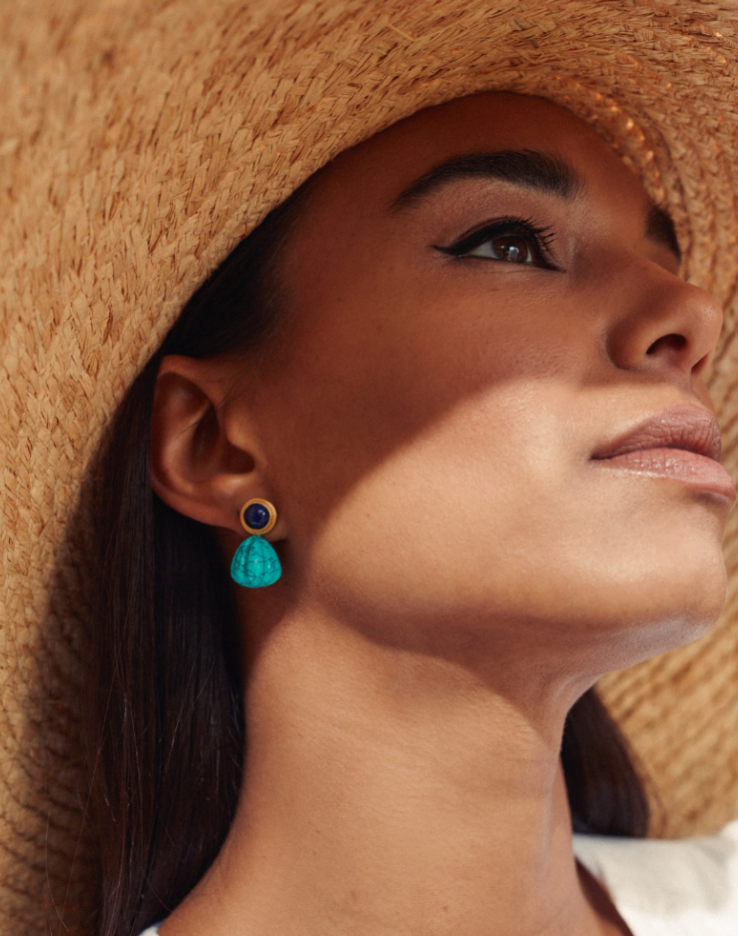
[{"x1": 161, "y1": 614, "x2": 620, "y2": 936}]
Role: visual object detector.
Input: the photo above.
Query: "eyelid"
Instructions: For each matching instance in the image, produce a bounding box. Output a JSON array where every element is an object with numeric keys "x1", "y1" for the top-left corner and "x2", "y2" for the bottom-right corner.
[{"x1": 434, "y1": 215, "x2": 558, "y2": 269}]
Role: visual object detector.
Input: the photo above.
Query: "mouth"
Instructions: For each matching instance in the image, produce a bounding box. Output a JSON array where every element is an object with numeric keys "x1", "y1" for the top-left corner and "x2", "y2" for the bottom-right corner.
[{"x1": 591, "y1": 404, "x2": 735, "y2": 502}]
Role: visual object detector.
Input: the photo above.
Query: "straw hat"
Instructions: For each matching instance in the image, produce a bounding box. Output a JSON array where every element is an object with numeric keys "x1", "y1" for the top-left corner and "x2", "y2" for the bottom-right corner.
[{"x1": 3, "y1": 0, "x2": 738, "y2": 931}]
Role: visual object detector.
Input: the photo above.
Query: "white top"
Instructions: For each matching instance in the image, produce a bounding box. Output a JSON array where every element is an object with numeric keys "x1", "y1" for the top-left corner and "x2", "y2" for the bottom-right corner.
[
  {"x1": 572, "y1": 820, "x2": 738, "y2": 935},
  {"x1": 138, "y1": 821, "x2": 738, "y2": 936}
]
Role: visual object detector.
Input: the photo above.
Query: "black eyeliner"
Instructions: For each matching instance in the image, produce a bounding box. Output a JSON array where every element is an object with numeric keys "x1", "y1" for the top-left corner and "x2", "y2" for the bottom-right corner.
[{"x1": 434, "y1": 215, "x2": 557, "y2": 267}]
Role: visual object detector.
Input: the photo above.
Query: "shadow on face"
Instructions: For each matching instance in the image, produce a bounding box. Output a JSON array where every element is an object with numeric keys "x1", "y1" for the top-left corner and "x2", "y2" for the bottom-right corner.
[{"x1": 221, "y1": 92, "x2": 731, "y2": 678}]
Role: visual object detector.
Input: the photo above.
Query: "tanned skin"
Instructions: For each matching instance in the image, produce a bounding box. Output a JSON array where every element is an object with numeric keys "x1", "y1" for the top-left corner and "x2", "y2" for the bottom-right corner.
[{"x1": 151, "y1": 93, "x2": 730, "y2": 936}]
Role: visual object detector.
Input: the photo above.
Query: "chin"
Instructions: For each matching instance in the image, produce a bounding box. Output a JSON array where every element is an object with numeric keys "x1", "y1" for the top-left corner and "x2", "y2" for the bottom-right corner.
[
  {"x1": 562, "y1": 492, "x2": 729, "y2": 661},
  {"x1": 582, "y1": 558, "x2": 728, "y2": 674}
]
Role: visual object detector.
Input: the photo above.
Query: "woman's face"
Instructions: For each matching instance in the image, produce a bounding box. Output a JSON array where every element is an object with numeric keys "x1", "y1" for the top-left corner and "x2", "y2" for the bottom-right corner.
[{"x1": 227, "y1": 92, "x2": 733, "y2": 676}]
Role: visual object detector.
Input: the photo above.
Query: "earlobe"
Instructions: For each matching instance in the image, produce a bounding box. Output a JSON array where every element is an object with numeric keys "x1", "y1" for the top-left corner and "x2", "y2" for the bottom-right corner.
[{"x1": 150, "y1": 354, "x2": 265, "y2": 536}]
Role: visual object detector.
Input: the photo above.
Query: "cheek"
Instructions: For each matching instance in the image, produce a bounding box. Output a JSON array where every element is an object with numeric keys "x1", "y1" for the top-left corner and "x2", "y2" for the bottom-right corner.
[
  {"x1": 298, "y1": 381, "x2": 575, "y2": 622},
  {"x1": 263, "y1": 270, "x2": 583, "y2": 518}
]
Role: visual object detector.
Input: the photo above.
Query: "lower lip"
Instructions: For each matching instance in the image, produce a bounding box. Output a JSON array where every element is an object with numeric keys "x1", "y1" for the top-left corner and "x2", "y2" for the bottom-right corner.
[{"x1": 594, "y1": 448, "x2": 736, "y2": 502}]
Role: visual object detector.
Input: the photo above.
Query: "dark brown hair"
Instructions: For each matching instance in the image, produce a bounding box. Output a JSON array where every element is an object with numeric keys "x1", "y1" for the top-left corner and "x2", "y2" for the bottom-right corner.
[{"x1": 88, "y1": 183, "x2": 649, "y2": 936}]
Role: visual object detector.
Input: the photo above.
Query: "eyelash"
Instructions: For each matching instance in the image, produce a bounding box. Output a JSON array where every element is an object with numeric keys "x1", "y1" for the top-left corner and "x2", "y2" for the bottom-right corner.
[{"x1": 434, "y1": 216, "x2": 557, "y2": 268}]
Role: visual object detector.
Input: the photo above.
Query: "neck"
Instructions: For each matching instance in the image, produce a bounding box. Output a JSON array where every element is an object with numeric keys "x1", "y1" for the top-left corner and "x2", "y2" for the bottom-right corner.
[{"x1": 163, "y1": 611, "x2": 618, "y2": 936}]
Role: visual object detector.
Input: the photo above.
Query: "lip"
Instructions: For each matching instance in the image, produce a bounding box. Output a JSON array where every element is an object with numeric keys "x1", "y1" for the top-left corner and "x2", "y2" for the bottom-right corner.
[{"x1": 591, "y1": 404, "x2": 736, "y2": 502}]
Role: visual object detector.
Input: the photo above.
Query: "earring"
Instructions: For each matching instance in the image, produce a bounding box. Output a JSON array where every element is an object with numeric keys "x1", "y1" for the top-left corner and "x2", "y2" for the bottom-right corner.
[{"x1": 230, "y1": 498, "x2": 283, "y2": 588}]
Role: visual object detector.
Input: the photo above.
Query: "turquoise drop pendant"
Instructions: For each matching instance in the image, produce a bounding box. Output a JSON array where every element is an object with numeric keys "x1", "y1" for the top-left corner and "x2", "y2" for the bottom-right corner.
[{"x1": 230, "y1": 536, "x2": 282, "y2": 588}]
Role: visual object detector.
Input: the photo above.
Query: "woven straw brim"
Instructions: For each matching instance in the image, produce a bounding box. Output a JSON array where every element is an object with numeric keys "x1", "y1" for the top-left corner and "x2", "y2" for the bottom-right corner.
[{"x1": 3, "y1": 0, "x2": 738, "y2": 932}]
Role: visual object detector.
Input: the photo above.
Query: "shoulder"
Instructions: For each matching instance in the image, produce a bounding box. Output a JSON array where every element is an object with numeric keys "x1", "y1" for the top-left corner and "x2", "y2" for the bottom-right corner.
[{"x1": 573, "y1": 820, "x2": 738, "y2": 936}]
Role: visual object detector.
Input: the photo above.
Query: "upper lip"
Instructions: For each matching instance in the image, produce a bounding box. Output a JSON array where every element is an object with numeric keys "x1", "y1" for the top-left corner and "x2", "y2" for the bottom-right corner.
[{"x1": 592, "y1": 405, "x2": 722, "y2": 463}]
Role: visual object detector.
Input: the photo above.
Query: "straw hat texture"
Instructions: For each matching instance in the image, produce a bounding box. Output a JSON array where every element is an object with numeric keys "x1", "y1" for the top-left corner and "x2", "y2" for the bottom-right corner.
[{"x1": 3, "y1": 0, "x2": 738, "y2": 931}]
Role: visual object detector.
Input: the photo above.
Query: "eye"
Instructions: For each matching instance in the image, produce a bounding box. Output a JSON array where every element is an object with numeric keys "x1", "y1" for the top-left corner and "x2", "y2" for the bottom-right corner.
[
  {"x1": 468, "y1": 233, "x2": 535, "y2": 263},
  {"x1": 435, "y1": 217, "x2": 556, "y2": 269}
]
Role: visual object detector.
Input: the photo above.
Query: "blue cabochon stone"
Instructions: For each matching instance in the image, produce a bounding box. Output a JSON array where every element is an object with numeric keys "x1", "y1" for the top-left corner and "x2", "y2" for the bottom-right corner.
[
  {"x1": 230, "y1": 536, "x2": 282, "y2": 588},
  {"x1": 244, "y1": 502, "x2": 270, "y2": 530}
]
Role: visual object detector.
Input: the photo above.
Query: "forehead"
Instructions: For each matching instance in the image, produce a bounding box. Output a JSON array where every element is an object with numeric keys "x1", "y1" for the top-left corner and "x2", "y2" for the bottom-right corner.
[{"x1": 308, "y1": 91, "x2": 652, "y2": 219}]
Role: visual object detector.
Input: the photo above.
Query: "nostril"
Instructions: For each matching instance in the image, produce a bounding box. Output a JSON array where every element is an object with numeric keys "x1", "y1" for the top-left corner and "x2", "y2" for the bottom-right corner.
[{"x1": 646, "y1": 333, "x2": 687, "y2": 355}]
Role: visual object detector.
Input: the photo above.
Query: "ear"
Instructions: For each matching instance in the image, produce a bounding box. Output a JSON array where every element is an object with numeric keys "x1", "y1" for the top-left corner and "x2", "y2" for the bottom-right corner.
[{"x1": 151, "y1": 354, "x2": 279, "y2": 538}]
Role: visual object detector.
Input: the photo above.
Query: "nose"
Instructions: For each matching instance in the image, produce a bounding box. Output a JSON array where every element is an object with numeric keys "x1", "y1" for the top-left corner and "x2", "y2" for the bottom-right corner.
[{"x1": 606, "y1": 264, "x2": 724, "y2": 386}]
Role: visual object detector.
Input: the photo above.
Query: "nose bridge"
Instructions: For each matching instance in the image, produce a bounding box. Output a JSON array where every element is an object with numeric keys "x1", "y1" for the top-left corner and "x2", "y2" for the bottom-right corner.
[{"x1": 605, "y1": 257, "x2": 724, "y2": 381}]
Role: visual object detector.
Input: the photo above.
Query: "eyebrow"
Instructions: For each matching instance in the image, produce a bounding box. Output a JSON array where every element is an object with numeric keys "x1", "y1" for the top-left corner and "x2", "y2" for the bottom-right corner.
[
  {"x1": 391, "y1": 149, "x2": 584, "y2": 209},
  {"x1": 391, "y1": 147, "x2": 682, "y2": 265}
]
